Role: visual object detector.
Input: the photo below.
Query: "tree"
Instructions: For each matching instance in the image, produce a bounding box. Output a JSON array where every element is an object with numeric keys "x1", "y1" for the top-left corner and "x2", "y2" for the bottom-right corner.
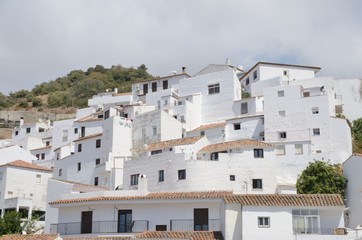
[
  {"x1": 352, "y1": 118, "x2": 362, "y2": 141},
  {"x1": 0, "y1": 211, "x2": 22, "y2": 235},
  {"x1": 296, "y1": 160, "x2": 347, "y2": 197}
]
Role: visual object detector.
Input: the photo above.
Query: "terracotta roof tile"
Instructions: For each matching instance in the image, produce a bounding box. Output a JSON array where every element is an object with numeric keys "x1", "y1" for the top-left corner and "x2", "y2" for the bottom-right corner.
[
  {"x1": 63, "y1": 237, "x2": 131, "y2": 240},
  {"x1": 189, "y1": 122, "x2": 226, "y2": 132},
  {"x1": 146, "y1": 136, "x2": 203, "y2": 151},
  {"x1": 0, "y1": 234, "x2": 60, "y2": 240},
  {"x1": 199, "y1": 139, "x2": 273, "y2": 153},
  {"x1": 136, "y1": 231, "x2": 223, "y2": 239},
  {"x1": 0, "y1": 160, "x2": 52, "y2": 172},
  {"x1": 223, "y1": 194, "x2": 344, "y2": 207},
  {"x1": 49, "y1": 191, "x2": 231, "y2": 205},
  {"x1": 352, "y1": 153, "x2": 362, "y2": 157},
  {"x1": 74, "y1": 133, "x2": 102, "y2": 142}
]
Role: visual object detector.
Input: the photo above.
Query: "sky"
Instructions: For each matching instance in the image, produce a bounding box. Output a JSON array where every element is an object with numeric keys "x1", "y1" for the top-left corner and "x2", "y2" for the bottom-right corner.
[{"x1": 1, "y1": 0, "x2": 362, "y2": 95}]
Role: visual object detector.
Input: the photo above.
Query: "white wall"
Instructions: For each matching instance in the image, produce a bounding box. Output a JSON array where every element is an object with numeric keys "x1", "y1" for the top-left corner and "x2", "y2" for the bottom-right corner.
[{"x1": 224, "y1": 203, "x2": 242, "y2": 240}]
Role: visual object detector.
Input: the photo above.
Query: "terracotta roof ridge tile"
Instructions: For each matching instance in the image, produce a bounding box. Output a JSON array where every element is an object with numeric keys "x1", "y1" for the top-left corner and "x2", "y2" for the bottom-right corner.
[{"x1": 0, "y1": 160, "x2": 52, "y2": 172}]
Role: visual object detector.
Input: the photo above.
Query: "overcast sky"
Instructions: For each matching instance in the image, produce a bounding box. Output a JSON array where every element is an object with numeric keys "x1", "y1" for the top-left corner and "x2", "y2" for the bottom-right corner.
[{"x1": 1, "y1": 0, "x2": 362, "y2": 95}]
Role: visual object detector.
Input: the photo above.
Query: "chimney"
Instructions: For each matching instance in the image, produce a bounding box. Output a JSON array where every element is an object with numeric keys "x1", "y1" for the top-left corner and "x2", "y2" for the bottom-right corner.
[
  {"x1": 182, "y1": 67, "x2": 187, "y2": 73},
  {"x1": 138, "y1": 174, "x2": 148, "y2": 194},
  {"x1": 226, "y1": 58, "x2": 231, "y2": 65},
  {"x1": 114, "y1": 88, "x2": 118, "y2": 94},
  {"x1": 20, "y1": 117, "x2": 24, "y2": 126}
]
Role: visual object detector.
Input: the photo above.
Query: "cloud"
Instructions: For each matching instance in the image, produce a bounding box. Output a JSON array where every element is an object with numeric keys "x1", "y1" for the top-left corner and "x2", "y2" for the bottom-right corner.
[{"x1": 1, "y1": 0, "x2": 362, "y2": 94}]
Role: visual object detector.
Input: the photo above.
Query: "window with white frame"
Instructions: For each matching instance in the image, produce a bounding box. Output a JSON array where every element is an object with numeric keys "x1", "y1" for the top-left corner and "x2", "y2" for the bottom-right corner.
[
  {"x1": 246, "y1": 77, "x2": 250, "y2": 85},
  {"x1": 295, "y1": 144, "x2": 303, "y2": 155},
  {"x1": 230, "y1": 175, "x2": 235, "y2": 181},
  {"x1": 130, "y1": 174, "x2": 140, "y2": 185},
  {"x1": 62, "y1": 130, "x2": 68, "y2": 141},
  {"x1": 278, "y1": 110, "x2": 286, "y2": 117},
  {"x1": 292, "y1": 210, "x2": 319, "y2": 234},
  {"x1": 233, "y1": 123, "x2": 241, "y2": 130},
  {"x1": 58, "y1": 169, "x2": 62, "y2": 177},
  {"x1": 208, "y1": 83, "x2": 220, "y2": 95},
  {"x1": 258, "y1": 217, "x2": 270, "y2": 228},
  {"x1": 276, "y1": 145, "x2": 285, "y2": 155},
  {"x1": 312, "y1": 107, "x2": 319, "y2": 114},
  {"x1": 254, "y1": 149, "x2": 264, "y2": 158},
  {"x1": 152, "y1": 126, "x2": 157, "y2": 136},
  {"x1": 279, "y1": 131, "x2": 287, "y2": 139},
  {"x1": 253, "y1": 70, "x2": 258, "y2": 80},
  {"x1": 277, "y1": 90, "x2": 284, "y2": 97},
  {"x1": 158, "y1": 170, "x2": 164, "y2": 182},
  {"x1": 241, "y1": 102, "x2": 248, "y2": 114},
  {"x1": 252, "y1": 179, "x2": 263, "y2": 189},
  {"x1": 313, "y1": 128, "x2": 320, "y2": 136},
  {"x1": 178, "y1": 169, "x2": 186, "y2": 180},
  {"x1": 36, "y1": 174, "x2": 41, "y2": 183}
]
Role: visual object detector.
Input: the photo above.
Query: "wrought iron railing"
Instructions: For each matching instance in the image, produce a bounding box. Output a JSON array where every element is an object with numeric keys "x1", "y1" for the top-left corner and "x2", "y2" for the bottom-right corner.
[
  {"x1": 170, "y1": 219, "x2": 220, "y2": 231},
  {"x1": 50, "y1": 220, "x2": 149, "y2": 235}
]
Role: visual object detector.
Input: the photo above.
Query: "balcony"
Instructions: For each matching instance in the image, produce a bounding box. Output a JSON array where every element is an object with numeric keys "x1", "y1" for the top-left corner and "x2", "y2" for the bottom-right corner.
[
  {"x1": 50, "y1": 220, "x2": 149, "y2": 235},
  {"x1": 293, "y1": 228, "x2": 348, "y2": 240},
  {"x1": 170, "y1": 219, "x2": 220, "y2": 231}
]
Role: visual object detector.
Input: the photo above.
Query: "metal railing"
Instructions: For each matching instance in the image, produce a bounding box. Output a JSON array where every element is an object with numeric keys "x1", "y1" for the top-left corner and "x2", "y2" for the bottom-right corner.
[
  {"x1": 293, "y1": 228, "x2": 347, "y2": 235},
  {"x1": 170, "y1": 219, "x2": 220, "y2": 231},
  {"x1": 50, "y1": 220, "x2": 149, "y2": 235}
]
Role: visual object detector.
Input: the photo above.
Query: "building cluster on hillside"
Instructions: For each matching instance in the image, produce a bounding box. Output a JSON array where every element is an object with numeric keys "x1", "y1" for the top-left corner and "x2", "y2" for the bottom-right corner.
[{"x1": 1, "y1": 60, "x2": 362, "y2": 239}]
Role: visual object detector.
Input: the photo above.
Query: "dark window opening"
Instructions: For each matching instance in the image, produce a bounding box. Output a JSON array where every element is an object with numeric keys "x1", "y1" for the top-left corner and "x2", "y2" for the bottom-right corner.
[{"x1": 178, "y1": 169, "x2": 186, "y2": 180}]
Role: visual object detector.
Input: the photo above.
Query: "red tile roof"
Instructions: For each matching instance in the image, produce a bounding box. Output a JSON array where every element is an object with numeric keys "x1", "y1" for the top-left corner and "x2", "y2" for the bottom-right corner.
[
  {"x1": 189, "y1": 122, "x2": 226, "y2": 132},
  {"x1": 0, "y1": 160, "x2": 52, "y2": 172},
  {"x1": 199, "y1": 139, "x2": 273, "y2": 153},
  {"x1": 136, "y1": 231, "x2": 223, "y2": 239},
  {"x1": 223, "y1": 194, "x2": 344, "y2": 206},
  {"x1": 0, "y1": 234, "x2": 60, "y2": 240},
  {"x1": 146, "y1": 136, "x2": 203, "y2": 151},
  {"x1": 74, "y1": 133, "x2": 102, "y2": 142},
  {"x1": 352, "y1": 153, "x2": 362, "y2": 157},
  {"x1": 63, "y1": 237, "x2": 130, "y2": 240},
  {"x1": 49, "y1": 191, "x2": 231, "y2": 205}
]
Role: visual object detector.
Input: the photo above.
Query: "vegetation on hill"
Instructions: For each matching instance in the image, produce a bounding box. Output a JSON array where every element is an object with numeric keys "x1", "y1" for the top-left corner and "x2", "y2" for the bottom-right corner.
[
  {"x1": 0, "y1": 64, "x2": 154, "y2": 111},
  {"x1": 296, "y1": 160, "x2": 347, "y2": 197},
  {"x1": 352, "y1": 118, "x2": 362, "y2": 154}
]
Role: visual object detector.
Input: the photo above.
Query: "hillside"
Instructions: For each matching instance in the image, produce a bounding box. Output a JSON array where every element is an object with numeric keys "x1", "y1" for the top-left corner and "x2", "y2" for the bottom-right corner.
[{"x1": 0, "y1": 64, "x2": 154, "y2": 113}]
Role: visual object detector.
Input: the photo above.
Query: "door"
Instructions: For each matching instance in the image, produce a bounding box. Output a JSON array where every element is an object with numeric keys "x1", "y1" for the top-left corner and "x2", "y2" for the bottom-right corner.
[
  {"x1": 194, "y1": 208, "x2": 208, "y2": 231},
  {"x1": 81, "y1": 211, "x2": 92, "y2": 234},
  {"x1": 118, "y1": 210, "x2": 133, "y2": 233}
]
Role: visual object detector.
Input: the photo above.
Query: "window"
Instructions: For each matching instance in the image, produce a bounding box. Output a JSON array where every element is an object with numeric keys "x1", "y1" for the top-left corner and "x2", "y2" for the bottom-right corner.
[
  {"x1": 312, "y1": 107, "x2": 319, "y2": 114},
  {"x1": 254, "y1": 149, "x2": 264, "y2": 158},
  {"x1": 26, "y1": 127, "x2": 31, "y2": 133},
  {"x1": 78, "y1": 143, "x2": 82, "y2": 152},
  {"x1": 74, "y1": 128, "x2": 78, "y2": 134},
  {"x1": 104, "y1": 110, "x2": 110, "y2": 119},
  {"x1": 278, "y1": 110, "x2": 285, "y2": 117},
  {"x1": 62, "y1": 130, "x2": 68, "y2": 141},
  {"x1": 279, "y1": 131, "x2": 287, "y2": 139},
  {"x1": 41, "y1": 153, "x2": 45, "y2": 160},
  {"x1": 96, "y1": 139, "x2": 101, "y2": 148},
  {"x1": 316, "y1": 150, "x2": 322, "y2": 153},
  {"x1": 180, "y1": 116, "x2": 185, "y2": 123},
  {"x1": 95, "y1": 158, "x2": 101, "y2": 165},
  {"x1": 276, "y1": 145, "x2": 285, "y2": 156},
  {"x1": 230, "y1": 175, "x2": 235, "y2": 181},
  {"x1": 158, "y1": 170, "x2": 164, "y2": 182},
  {"x1": 208, "y1": 83, "x2": 220, "y2": 95},
  {"x1": 94, "y1": 177, "x2": 99, "y2": 186},
  {"x1": 260, "y1": 118, "x2": 264, "y2": 125},
  {"x1": 58, "y1": 169, "x2": 62, "y2": 177},
  {"x1": 303, "y1": 91, "x2": 310, "y2": 97},
  {"x1": 210, "y1": 152, "x2": 219, "y2": 161},
  {"x1": 163, "y1": 80, "x2": 168, "y2": 90},
  {"x1": 295, "y1": 144, "x2": 303, "y2": 155},
  {"x1": 313, "y1": 128, "x2": 320, "y2": 136},
  {"x1": 39, "y1": 127, "x2": 45, "y2": 133},
  {"x1": 253, "y1": 70, "x2": 258, "y2": 80},
  {"x1": 233, "y1": 123, "x2": 241, "y2": 130},
  {"x1": 143, "y1": 84, "x2": 148, "y2": 94},
  {"x1": 246, "y1": 77, "x2": 250, "y2": 85},
  {"x1": 36, "y1": 154, "x2": 40, "y2": 160},
  {"x1": 151, "y1": 150, "x2": 162, "y2": 155},
  {"x1": 46, "y1": 141, "x2": 50, "y2": 146},
  {"x1": 152, "y1": 126, "x2": 157, "y2": 136},
  {"x1": 258, "y1": 217, "x2": 270, "y2": 228},
  {"x1": 36, "y1": 174, "x2": 41, "y2": 183},
  {"x1": 8, "y1": 191, "x2": 13, "y2": 196},
  {"x1": 56, "y1": 153, "x2": 60, "y2": 160},
  {"x1": 283, "y1": 70, "x2": 288, "y2": 76},
  {"x1": 152, "y1": 82, "x2": 157, "y2": 92},
  {"x1": 178, "y1": 169, "x2": 186, "y2": 180},
  {"x1": 252, "y1": 179, "x2": 263, "y2": 189},
  {"x1": 77, "y1": 162, "x2": 81, "y2": 171},
  {"x1": 81, "y1": 126, "x2": 85, "y2": 137},
  {"x1": 292, "y1": 210, "x2": 319, "y2": 234},
  {"x1": 130, "y1": 174, "x2": 139, "y2": 185},
  {"x1": 277, "y1": 90, "x2": 284, "y2": 97},
  {"x1": 241, "y1": 102, "x2": 248, "y2": 114},
  {"x1": 200, "y1": 131, "x2": 205, "y2": 136},
  {"x1": 335, "y1": 105, "x2": 343, "y2": 114}
]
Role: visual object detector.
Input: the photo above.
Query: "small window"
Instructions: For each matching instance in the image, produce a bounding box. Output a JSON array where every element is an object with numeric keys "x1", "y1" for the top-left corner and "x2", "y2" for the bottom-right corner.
[
  {"x1": 241, "y1": 102, "x2": 248, "y2": 114},
  {"x1": 56, "y1": 153, "x2": 60, "y2": 160},
  {"x1": 279, "y1": 131, "x2": 287, "y2": 139},
  {"x1": 313, "y1": 128, "x2": 320, "y2": 136},
  {"x1": 77, "y1": 162, "x2": 81, "y2": 171},
  {"x1": 152, "y1": 82, "x2": 157, "y2": 92},
  {"x1": 36, "y1": 174, "x2": 41, "y2": 183},
  {"x1": 178, "y1": 169, "x2": 186, "y2": 180},
  {"x1": 130, "y1": 174, "x2": 139, "y2": 185},
  {"x1": 208, "y1": 83, "x2": 220, "y2": 95},
  {"x1": 151, "y1": 150, "x2": 162, "y2": 155},
  {"x1": 94, "y1": 177, "x2": 99, "y2": 186},
  {"x1": 78, "y1": 144, "x2": 82, "y2": 152},
  {"x1": 96, "y1": 139, "x2": 101, "y2": 148},
  {"x1": 254, "y1": 149, "x2": 264, "y2": 158},
  {"x1": 252, "y1": 179, "x2": 263, "y2": 189},
  {"x1": 200, "y1": 131, "x2": 205, "y2": 136},
  {"x1": 180, "y1": 116, "x2": 185, "y2": 123},
  {"x1": 303, "y1": 91, "x2": 310, "y2": 97},
  {"x1": 39, "y1": 128, "x2": 45, "y2": 133},
  {"x1": 316, "y1": 150, "x2": 322, "y2": 153},
  {"x1": 58, "y1": 169, "x2": 62, "y2": 177},
  {"x1": 246, "y1": 77, "x2": 250, "y2": 85},
  {"x1": 15, "y1": 131, "x2": 19, "y2": 136},
  {"x1": 158, "y1": 170, "x2": 164, "y2": 182},
  {"x1": 312, "y1": 107, "x2": 319, "y2": 114},
  {"x1": 26, "y1": 128, "x2": 31, "y2": 133},
  {"x1": 95, "y1": 158, "x2": 101, "y2": 165},
  {"x1": 41, "y1": 153, "x2": 45, "y2": 160},
  {"x1": 36, "y1": 154, "x2": 40, "y2": 160},
  {"x1": 253, "y1": 70, "x2": 258, "y2": 80},
  {"x1": 276, "y1": 145, "x2": 285, "y2": 156},
  {"x1": 8, "y1": 191, "x2": 13, "y2": 196},
  {"x1": 233, "y1": 123, "x2": 241, "y2": 130},
  {"x1": 143, "y1": 84, "x2": 148, "y2": 94},
  {"x1": 283, "y1": 70, "x2": 288, "y2": 76},
  {"x1": 277, "y1": 90, "x2": 284, "y2": 97},
  {"x1": 295, "y1": 144, "x2": 303, "y2": 155},
  {"x1": 104, "y1": 110, "x2": 110, "y2": 119},
  {"x1": 163, "y1": 80, "x2": 168, "y2": 90},
  {"x1": 210, "y1": 152, "x2": 219, "y2": 161},
  {"x1": 74, "y1": 128, "x2": 78, "y2": 134},
  {"x1": 258, "y1": 217, "x2": 270, "y2": 228},
  {"x1": 152, "y1": 126, "x2": 157, "y2": 136},
  {"x1": 278, "y1": 110, "x2": 285, "y2": 117},
  {"x1": 335, "y1": 105, "x2": 343, "y2": 114},
  {"x1": 46, "y1": 141, "x2": 50, "y2": 146},
  {"x1": 62, "y1": 130, "x2": 68, "y2": 141},
  {"x1": 230, "y1": 175, "x2": 235, "y2": 181}
]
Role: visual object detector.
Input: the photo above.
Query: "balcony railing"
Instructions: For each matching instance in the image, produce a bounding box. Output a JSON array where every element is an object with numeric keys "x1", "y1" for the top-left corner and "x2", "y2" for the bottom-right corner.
[
  {"x1": 293, "y1": 228, "x2": 347, "y2": 235},
  {"x1": 170, "y1": 219, "x2": 220, "y2": 231},
  {"x1": 50, "y1": 220, "x2": 149, "y2": 235}
]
